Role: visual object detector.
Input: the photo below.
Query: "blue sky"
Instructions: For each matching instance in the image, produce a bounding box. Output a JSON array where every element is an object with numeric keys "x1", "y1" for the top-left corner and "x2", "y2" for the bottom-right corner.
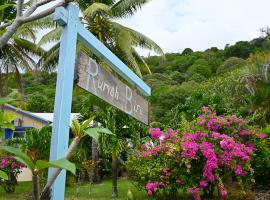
[{"x1": 118, "y1": 0, "x2": 270, "y2": 55}]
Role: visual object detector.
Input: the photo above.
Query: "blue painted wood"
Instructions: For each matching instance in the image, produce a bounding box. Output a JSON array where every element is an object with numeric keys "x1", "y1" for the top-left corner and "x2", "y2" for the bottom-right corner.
[
  {"x1": 53, "y1": 7, "x2": 68, "y2": 26},
  {"x1": 48, "y1": 4, "x2": 79, "y2": 200},
  {"x1": 77, "y1": 23, "x2": 151, "y2": 96}
]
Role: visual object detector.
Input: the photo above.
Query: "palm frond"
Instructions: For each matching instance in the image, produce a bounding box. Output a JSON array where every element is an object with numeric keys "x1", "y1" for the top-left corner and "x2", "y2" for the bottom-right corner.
[
  {"x1": 110, "y1": 21, "x2": 163, "y2": 55},
  {"x1": 124, "y1": 25, "x2": 163, "y2": 55},
  {"x1": 37, "y1": 28, "x2": 61, "y2": 48},
  {"x1": 38, "y1": 43, "x2": 60, "y2": 71},
  {"x1": 15, "y1": 26, "x2": 37, "y2": 42},
  {"x1": 84, "y1": 2, "x2": 111, "y2": 18},
  {"x1": 111, "y1": 25, "x2": 143, "y2": 77},
  {"x1": 132, "y1": 48, "x2": 151, "y2": 74},
  {"x1": 13, "y1": 37, "x2": 44, "y2": 57},
  {"x1": 112, "y1": 0, "x2": 150, "y2": 18},
  {"x1": 7, "y1": 45, "x2": 33, "y2": 72}
]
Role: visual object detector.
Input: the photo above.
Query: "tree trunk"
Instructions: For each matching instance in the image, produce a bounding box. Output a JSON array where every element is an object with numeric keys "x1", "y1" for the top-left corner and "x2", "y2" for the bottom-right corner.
[
  {"x1": 40, "y1": 136, "x2": 81, "y2": 199},
  {"x1": 14, "y1": 67, "x2": 23, "y2": 93},
  {"x1": 0, "y1": 69, "x2": 3, "y2": 97},
  {"x1": 91, "y1": 138, "x2": 100, "y2": 183},
  {"x1": 91, "y1": 105, "x2": 101, "y2": 183},
  {"x1": 111, "y1": 155, "x2": 118, "y2": 198},
  {"x1": 32, "y1": 174, "x2": 40, "y2": 200}
]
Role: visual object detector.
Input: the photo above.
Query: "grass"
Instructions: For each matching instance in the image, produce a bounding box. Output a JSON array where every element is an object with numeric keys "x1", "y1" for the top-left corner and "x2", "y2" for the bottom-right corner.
[{"x1": 0, "y1": 178, "x2": 148, "y2": 200}]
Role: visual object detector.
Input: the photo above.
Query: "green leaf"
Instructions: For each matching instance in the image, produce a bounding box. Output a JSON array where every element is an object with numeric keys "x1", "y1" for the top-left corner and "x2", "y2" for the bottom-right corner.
[
  {"x1": 81, "y1": 115, "x2": 95, "y2": 131},
  {"x1": 0, "y1": 4, "x2": 15, "y2": 11},
  {"x1": 0, "y1": 130, "x2": 3, "y2": 137},
  {"x1": 84, "y1": 3, "x2": 111, "y2": 17},
  {"x1": 0, "y1": 170, "x2": 8, "y2": 180},
  {"x1": 0, "y1": 97, "x2": 15, "y2": 105},
  {"x1": 36, "y1": 159, "x2": 76, "y2": 175},
  {"x1": 84, "y1": 127, "x2": 114, "y2": 141},
  {"x1": 2, "y1": 146, "x2": 34, "y2": 170}
]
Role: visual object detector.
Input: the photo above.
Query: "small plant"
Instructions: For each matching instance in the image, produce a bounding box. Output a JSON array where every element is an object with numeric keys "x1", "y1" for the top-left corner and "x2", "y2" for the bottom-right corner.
[{"x1": 3, "y1": 146, "x2": 76, "y2": 200}]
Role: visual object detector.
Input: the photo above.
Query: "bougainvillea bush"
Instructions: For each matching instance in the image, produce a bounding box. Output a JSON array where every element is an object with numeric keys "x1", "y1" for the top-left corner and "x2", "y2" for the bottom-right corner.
[
  {"x1": 0, "y1": 155, "x2": 25, "y2": 192},
  {"x1": 0, "y1": 156, "x2": 24, "y2": 176},
  {"x1": 126, "y1": 107, "x2": 267, "y2": 200}
]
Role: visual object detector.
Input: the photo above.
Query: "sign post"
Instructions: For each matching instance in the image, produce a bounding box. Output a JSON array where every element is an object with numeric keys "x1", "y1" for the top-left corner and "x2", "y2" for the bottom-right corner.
[
  {"x1": 49, "y1": 3, "x2": 151, "y2": 200},
  {"x1": 49, "y1": 4, "x2": 78, "y2": 200}
]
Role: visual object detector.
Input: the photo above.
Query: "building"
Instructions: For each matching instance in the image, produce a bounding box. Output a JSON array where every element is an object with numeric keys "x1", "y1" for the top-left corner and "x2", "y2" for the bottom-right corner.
[
  {"x1": 2, "y1": 104, "x2": 79, "y2": 140},
  {"x1": 1, "y1": 104, "x2": 80, "y2": 181}
]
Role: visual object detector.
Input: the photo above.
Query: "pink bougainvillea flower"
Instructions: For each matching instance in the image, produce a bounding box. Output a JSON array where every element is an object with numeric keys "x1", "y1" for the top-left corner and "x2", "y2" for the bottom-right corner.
[
  {"x1": 239, "y1": 129, "x2": 252, "y2": 136},
  {"x1": 219, "y1": 184, "x2": 228, "y2": 198},
  {"x1": 212, "y1": 131, "x2": 221, "y2": 140},
  {"x1": 199, "y1": 180, "x2": 208, "y2": 188},
  {"x1": 168, "y1": 129, "x2": 178, "y2": 137},
  {"x1": 259, "y1": 134, "x2": 267, "y2": 139},
  {"x1": 181, "y1": 141, "x2": 199, "y2": 160},
  {"x1": 234, "y1": 164, "x2": 245, "y2": 176},
  {"x1": 159, "y1": 134, "x2": 170, "y2": 141},
  {"x1": 199, "y1": 119, "x2": 206, "y2": 127},
  {"x1": 143, "y1": 145, "x2": 165, "y2": 158},
  {"x1": 201, "y1": 106, "x2": 210, "y2": 113},
  {"x1": 149, "y1": 128, "x2": 161, "y2": 139},
  {"x1": 172, "y1": 139, "x2": 178, "y2": 144},
  {"x1": 11, "y1": 163, "x2": 17, "y2": 169},
  {"x1": 1, "y1": 159, "x2": 7, "y2": 167},
  {"x1": 176, "y1": 179, "x2": 183, "y2": 184},
  {"x1": 188, "y1": 188, "x2": 201, "y2": 200}
]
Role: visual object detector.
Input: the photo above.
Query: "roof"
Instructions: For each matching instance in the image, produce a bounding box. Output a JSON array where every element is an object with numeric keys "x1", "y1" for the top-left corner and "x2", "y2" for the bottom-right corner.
[
  {"x1": 32, "y1": 113, "x2": 81, "y2": 125},
  {"x1": 2, "y1": 104, "x2": 80, "y2": 125}
]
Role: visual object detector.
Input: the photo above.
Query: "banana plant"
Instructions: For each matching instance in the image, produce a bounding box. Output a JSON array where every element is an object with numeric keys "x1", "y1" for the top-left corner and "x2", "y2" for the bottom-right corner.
[
  {"x1": 40, "y1": 116, "x2": 114, "y2": 199},
  {"x1": 3, "y1": 146, "x2": 76, "y2": 200}
]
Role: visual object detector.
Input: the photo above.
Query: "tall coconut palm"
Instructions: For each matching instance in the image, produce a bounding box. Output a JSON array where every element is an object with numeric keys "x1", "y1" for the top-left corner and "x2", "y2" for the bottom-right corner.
[
  {"x1": 0, "y1": 13, "x2": 52, "y2": 94},
  {"x1": 38, "y1": 0, "x2": 163, "y2": 77}
]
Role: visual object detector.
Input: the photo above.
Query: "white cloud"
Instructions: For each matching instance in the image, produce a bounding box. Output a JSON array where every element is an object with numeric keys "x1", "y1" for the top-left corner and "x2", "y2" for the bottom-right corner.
[{"x1": 118, "y1": 0, "x2": 270, "y2": 55}]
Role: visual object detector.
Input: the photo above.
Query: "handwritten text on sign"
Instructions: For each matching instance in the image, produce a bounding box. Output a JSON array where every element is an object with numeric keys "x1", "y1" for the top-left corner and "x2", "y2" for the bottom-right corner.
[{"x1": 76, "y1": 52, "x2": 149, "y2": 124}]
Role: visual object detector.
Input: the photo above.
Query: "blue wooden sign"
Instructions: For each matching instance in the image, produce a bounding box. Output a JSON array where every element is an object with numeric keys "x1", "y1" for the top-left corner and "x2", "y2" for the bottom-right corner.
[{"x1": 49, "y1": 3, "x2": 151, "y2": 200}]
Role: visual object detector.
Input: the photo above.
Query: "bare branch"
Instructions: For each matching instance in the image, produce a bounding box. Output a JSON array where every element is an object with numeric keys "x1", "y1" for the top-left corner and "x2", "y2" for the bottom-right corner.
[
  {"x1": 0, "y1": 0, "x2": 71, "y2": 49},
  {"x1": 0, "y1": 19, "x2": 22, "y2": 49},
  {"x1": 16, "y1": 0, "x2": 24, "y2": 17},
  {"x1": 24, "y1": 0, "x2": 56, "y2": 17},
  {"x1": 23, "y1": 1, "x2": 65, "y2": 23}
]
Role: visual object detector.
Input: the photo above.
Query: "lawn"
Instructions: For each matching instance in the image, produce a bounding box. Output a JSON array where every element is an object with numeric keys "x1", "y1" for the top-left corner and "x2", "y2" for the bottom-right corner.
[{"x1": 0, "y1": 179, "x2": 148, "y2": 200}]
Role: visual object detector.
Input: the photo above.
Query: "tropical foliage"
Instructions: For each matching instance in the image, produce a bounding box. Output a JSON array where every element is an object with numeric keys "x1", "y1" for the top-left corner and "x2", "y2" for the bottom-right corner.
[
  {"x1": 38, "y1": 0, "x2": 163, "y2": 77},
  {"x1": 127, "y1": 107, "x2": 268, "y2": 200}
]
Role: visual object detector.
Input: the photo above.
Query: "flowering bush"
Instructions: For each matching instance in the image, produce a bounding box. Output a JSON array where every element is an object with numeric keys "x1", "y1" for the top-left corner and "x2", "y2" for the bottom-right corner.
[
  {"x1": 0, "y1": 156, "x2": 24, "y2": 176},
  {"x1": 126, "y1": 107, "x2": 267, "y2": 200}
]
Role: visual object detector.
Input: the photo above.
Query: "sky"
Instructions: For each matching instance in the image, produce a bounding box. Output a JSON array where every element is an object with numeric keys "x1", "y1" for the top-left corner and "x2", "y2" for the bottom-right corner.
[{"x1": 117, "y1": 0, "x2": 270, "y2": 55}]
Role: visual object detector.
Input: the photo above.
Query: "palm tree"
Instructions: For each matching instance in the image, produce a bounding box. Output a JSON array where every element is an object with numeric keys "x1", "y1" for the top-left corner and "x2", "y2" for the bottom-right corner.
[
  {"x1": 38, "y1": 0, "x2": 163, "y2": 77},
  {"x1": 96, "y1": 106, "x2": 135, "y2": 198},
  {"x1": 240, "y1": 52, "x2": 270, "y2": 124},
  {"x1": 0, "y1": 12, "x2": 51, "y2": 94}
]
